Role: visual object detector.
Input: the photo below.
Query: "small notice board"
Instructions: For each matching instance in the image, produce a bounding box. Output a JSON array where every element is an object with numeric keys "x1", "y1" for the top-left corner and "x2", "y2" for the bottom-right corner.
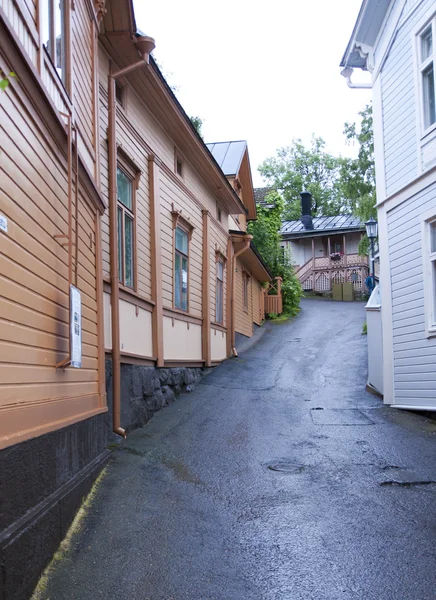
[{"x1": 70, "y1": 285, "x2": 82, "y2": 368}]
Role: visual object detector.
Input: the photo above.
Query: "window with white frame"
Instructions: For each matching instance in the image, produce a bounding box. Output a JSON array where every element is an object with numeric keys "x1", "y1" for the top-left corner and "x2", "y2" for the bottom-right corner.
[
  {"x1": 420, "y1": 22, "x2": 436, "y2": 131},
  {"x1": 427, "y1": 218, "x2": 436, "y2": 332},
  {"x1": 216, "y1": 259, "x2": 224, "y2": 324},
  {"x1": 40, "y1": 0, "x2": 68, "y2": 86},
  {"x1": 117, "y1": 166, "x2": 135, "y2": 289},
  {"x1": 174, "y1": 226, "x2": 189, "y2": 311}
]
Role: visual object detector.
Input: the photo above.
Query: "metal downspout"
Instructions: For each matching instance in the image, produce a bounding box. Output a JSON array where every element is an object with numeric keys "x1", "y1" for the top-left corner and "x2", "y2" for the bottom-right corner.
[
  {"x1": 231, "y1": 234, "x2": 253, "y2": 357},
  {"x1": 107, "y1": 39, "x2": 154, "y2": 438}
]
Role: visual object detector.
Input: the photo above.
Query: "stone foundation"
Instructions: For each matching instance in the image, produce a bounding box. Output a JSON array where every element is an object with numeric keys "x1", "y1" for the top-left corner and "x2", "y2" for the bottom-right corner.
[{"x1": 105, "y1": 360, "x2": 208, "y2": 435}]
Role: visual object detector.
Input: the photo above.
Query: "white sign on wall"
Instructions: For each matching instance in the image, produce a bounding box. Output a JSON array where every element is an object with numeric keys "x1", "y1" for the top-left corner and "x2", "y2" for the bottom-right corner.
[
  {"x1": 70, "y1": 285, "x2": 82, "y2": 368},
  {"x1": 0, "y1": 214, "x2": 8, "y2": 233}
]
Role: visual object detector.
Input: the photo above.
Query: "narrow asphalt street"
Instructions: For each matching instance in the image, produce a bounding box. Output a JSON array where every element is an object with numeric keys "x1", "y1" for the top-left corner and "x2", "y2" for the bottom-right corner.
[{"x1": 36, "y1": 299, "x2": 436, "y2": 600}]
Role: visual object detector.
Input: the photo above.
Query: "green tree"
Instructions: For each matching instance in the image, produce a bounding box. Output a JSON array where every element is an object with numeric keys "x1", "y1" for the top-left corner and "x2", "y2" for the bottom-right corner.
[
  {"x1": 259, "y1": 136, "x2": 350, "y2": 221},
  {"x1": 190, "y1": 115, "x2": 204, "y2": 138},
  {"x1": 248, "y1": 191, "x2": 302, "y2": 316},
  {"x1": 0, "y1": 71, "x2": 15, "y2": 92},
  {"x1": 339, "y1": 104, "x2": 376, "y2": 254}
]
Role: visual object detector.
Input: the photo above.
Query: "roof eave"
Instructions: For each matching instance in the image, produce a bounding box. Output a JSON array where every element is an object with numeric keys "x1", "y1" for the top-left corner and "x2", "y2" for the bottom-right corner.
[
  {"x1": 340, "y1": 0, "x2": 392, "y2": 69},
  {"x1": 281, "y1": 227, "x2": 365, "y2": 239}
]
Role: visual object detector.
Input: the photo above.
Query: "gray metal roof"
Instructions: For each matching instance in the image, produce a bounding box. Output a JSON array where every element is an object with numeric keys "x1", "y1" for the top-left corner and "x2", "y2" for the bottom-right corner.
[
  {"x1": 281, "y1": 214, "x2": 364, "y2": 236},
  {"x1": 206, "y1": 141, "x2": 247, "y2": 177},
  {"x1": 254, "y1": 187, "x2": 276, "y2": 208}
]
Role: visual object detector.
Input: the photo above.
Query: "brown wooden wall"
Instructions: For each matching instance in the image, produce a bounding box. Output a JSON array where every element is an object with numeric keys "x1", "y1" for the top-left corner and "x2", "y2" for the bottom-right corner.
[{"x1": 0, "y1": 31, "x2": 105, "y2": 449}]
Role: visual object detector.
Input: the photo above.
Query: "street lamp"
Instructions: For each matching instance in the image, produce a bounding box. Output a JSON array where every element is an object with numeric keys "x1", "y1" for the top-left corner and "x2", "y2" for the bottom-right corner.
[{"x1": 365, "y1": 217, "x2": 378, "y2": 286}]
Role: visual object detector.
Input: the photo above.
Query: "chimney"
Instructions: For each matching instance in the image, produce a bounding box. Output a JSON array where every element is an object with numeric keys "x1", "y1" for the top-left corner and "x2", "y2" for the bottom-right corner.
[{"x1": 300, "y1": 190, "x2": 313, "y2": 230}]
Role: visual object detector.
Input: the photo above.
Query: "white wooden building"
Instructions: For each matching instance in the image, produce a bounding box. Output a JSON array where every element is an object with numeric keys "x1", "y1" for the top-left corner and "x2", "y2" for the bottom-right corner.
[{"x1": 342, "y1": 0, "x2": 436, "y2": 410}]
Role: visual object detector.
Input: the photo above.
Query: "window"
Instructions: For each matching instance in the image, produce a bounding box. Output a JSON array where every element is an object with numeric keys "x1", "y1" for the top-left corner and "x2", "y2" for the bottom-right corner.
[
  {"x1": 217, "y1": 207, "x2": 222, "y2": 223},
  {"x1": 420, "y1": 23, "x2": 436, "y2": 130},
  {"x1": 243, "y1": 272, "x2": 249, "y2": 312},
  {"x1": 117, "y1": 167, "x2": 134, "y2": 288},
  {"x1": 174, "y1": 226, "x2": 189, "y2": 311},
  {"x1": 216, "y1": 260, "x2": 224, "y2": 324},
  {"x1": 115, "y1": 82, "x2": 125, "y2": 107},
  {"x1": 175, "y1": 151, "x2": 184, "y2": 178},
  {"x1": 40, "y1": 0, "x2": 67, "y2": 85},
  {"x1": 426, "y1": 218, "x2": 436, "y2": 332}
]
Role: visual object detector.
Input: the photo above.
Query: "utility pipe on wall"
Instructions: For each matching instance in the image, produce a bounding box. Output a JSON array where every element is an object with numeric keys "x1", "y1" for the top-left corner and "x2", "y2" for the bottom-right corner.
[
  {"x1": 231, "y1": 234, "x2": 253, "y2": 357},
  {"x1": 108, "y1": 36, "x2": 155, "y2": 438},
  {"x1": 340, "y1": 67, "x2": 372, "y2": 89}
]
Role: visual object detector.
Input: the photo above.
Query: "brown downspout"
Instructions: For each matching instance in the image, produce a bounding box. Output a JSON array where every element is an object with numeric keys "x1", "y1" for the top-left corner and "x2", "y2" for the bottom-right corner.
[
  {"x1": 231, "y1": 234, "x2": 252, "y2": 357},
  {"x1": 108, "y1": 37, "x2": 155, "y2": 438}
]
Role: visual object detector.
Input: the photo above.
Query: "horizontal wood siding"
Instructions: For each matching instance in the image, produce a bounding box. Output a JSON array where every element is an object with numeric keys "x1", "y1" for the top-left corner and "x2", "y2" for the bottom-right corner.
[
  {"x1": 387, "y1": 181, "x2": 436, "y2": 405},
  {"x1": 0, "y1": 71, "x2": 102, "y2": 446},
  {"x1": 234, "y1": 259, "x2": 253, "y2": 338},
  {"x1": 381, "y1": 0, "x2": 434, "y2": 195},
  {"x1": 72, "y1": 1, "x2": 96, "y2": 165},
  {"x1": 209, "y1": 221, "x2": 228, "y2": 326},
  {"x1": 252, "y1": 280, "x2": 262, "y2": 326},
  {"x1": 98, "y1": 85, "x2": 152, "y2": 300}
]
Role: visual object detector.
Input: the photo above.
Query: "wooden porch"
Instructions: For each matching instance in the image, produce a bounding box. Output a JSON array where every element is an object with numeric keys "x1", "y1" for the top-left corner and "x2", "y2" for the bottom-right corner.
[{"x1": 297, "y1": 253, "x2": 369, "y2": 292}]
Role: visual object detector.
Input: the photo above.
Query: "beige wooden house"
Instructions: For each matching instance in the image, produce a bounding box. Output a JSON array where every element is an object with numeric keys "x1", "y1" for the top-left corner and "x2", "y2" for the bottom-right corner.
[{"x1": 206, "y1": 141, "x2": 271, "y2": 346}]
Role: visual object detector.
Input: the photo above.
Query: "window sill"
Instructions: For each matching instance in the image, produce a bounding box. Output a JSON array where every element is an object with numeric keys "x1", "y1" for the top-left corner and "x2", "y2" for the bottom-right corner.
[
  {"x1": 426, "y1": 327, "x2": 436, "y2": 338},
  {"x1": 211, "y1": 322, "x2": 226, "y2": 332},
  {"x1": 421, "y1": 122, "x2": 436, "y2": 142}
]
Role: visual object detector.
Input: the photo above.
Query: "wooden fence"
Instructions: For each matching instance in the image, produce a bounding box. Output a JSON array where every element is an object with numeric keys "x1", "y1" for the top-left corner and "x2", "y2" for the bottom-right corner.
[{"x1": 264, "y1": 277, "x2": 283, "y2": 316}]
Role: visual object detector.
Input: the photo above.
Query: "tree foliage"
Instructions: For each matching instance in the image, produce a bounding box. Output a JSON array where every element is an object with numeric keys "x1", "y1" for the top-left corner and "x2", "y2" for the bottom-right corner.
[
  {"x1": 248, "y1": 192, "x2": 302, "y2": 316},
  {"x1": 258, "y1": 105, "x2": 377, "y2": 256},
  {"x1": 190, "y1": 115, "x2": 204, "y2": 138},
  {"x1": 0, "y1": 71, "x2": 15, "y2": 92},
  {"x1": 259, "y1": 136, "x2": 350, "y2": 221},
  {"x1": 339, "y1": 104, "x2": 376, "y2": 255}
]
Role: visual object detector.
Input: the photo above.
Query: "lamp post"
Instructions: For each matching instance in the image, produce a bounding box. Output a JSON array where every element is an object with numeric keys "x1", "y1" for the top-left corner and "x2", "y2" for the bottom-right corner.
[{"x1": 365, "y1": 217, "x2": 378, "y2": 287}]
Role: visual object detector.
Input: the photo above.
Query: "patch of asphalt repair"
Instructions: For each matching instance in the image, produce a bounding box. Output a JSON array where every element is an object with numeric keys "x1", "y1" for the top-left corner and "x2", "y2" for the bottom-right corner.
[{"x1": 36, "y1": 299, "x2": 436, "y2": 600}]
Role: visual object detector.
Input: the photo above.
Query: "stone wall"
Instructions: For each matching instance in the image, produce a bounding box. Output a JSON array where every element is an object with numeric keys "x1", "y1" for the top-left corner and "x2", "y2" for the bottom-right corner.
[
  {"x1": 105, "y1": 360, "x2": 208, "y2": 435},
  {"x1": 0, "y1": 414, "x2": 110, "y2": 600}
]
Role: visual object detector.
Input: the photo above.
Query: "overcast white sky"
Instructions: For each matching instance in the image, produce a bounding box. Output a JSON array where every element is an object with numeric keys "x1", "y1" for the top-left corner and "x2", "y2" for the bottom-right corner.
[{"x1": 133, "y1": 0, "x2": 371, "y2": 186}]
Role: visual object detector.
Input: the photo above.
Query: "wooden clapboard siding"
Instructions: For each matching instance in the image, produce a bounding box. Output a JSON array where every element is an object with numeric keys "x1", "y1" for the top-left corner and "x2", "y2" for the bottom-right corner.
[
  {"x1": 72, "y1": 0, "x2": 95, "y2": 157},
  {"x1": 380, "y1": 0, "x2": 435, "y2": 195},
  {"x1": 98, "y1": 79, "x2": 152, "y2": 300},
  {"x1": 234, "y1": 259, "x2": 253, "y2": 338},
  {"x1": 0, "y1": 48, "x2": 103, "y2": 447},
  {"x1": 387, "y1": 179, "x2": 436, "y2": 406},
  {"x1": 209, "y1": 220, "x2": 228, "y2": 326},
  {"x1": 252, "y1": 280, "x2": 262, "y2": 326}
]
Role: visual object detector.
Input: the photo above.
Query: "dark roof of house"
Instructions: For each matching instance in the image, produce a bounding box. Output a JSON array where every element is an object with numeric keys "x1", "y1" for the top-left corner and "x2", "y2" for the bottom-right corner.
[
  {"x1": 280, "y1": 214, "x2": 364, "y2": 236},
  {"x1": 254, "y1": 187, "x2": 276, "y2": 208},
  {"x1": 205, "y1": 141, "x2": 247, "y2": 177}
]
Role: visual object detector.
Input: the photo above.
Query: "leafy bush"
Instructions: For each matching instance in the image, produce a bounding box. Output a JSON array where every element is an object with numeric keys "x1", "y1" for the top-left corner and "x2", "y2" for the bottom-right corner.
[
  {"x1": 267, "y1": 312, "x2": 279, "y2": 320},
  {"x1": 248, "y1": 192, "x2": 303, "y2": 317}
]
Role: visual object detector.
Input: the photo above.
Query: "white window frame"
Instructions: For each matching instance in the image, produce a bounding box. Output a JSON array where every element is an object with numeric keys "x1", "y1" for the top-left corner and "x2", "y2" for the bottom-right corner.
[
  {"x1": 417, "y1": 15, "x2": 436, "y2": 137},
  {"x1": 421, "y1": 208, "x2": 436, "y2": 337}
]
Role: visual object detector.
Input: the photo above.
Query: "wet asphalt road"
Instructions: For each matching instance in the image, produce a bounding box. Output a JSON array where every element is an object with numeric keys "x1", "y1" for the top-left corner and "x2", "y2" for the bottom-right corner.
[{"x1": 37, "y1": 299, "x2": 436, "y2": 600}]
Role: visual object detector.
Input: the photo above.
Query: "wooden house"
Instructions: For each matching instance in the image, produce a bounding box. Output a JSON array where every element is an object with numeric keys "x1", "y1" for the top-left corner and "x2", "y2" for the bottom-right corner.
[
  {"x1": 281, "y1": 192, "x2": 369, "y2": 294},
  {"x1": 98, "y1": 6, "x2": 273, "y2": 435},
  {"x1": 0, "y1": 1, "x2": 109, "y2": 598},
  {"x1": 206, "y1": 141, "x2": 272, "y2": 346},
  {"x1": 343, "y1": 0, "x2": 436, "y2": 410}
]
